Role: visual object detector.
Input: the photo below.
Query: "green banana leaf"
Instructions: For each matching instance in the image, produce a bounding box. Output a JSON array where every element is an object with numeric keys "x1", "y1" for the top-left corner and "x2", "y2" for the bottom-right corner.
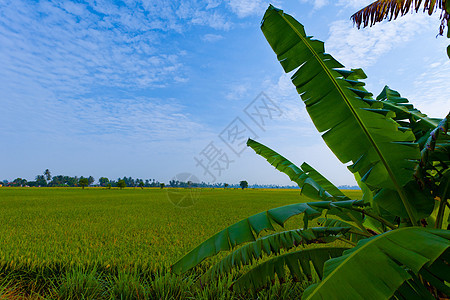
[
  {"x1": 317, "y1": 218, "x2": 368, "y2": 236},
  {"x1": 171, "y1": 200, "x2": 366, "y2": 275},
  {"x1": 261, "y1": 5, "x2": 422, "y2": 223},
  {"x1": 376, "y1": 86, "x2": 440, "y2": 132},
  {"x1": 247, "y1": 138, "x2": 365, "y2": 229},
  {"x1": 317, "y1": 217, "x2": 371, "y2": 244},
  {"x1": 299, "y1": 162, "x2": 348, "y2": 200},
  {"x1": 394, "y1": 275, "x2": 437, "y2": 300},
  {"x1": 246, "y1": 138, "x2": 334, "y2": 201},
  {"x1": 373, "y1": 181, "x2": 434, "y2": 220},
  {"x1": 302, "y1": 227, "x2": 450, "y2": 299},
  {"x1": 354, "y1": 173, "x2": 394, "y2": 234},
  {"x1": 299, "y1": 162, "x2": 369, "y2": 229},
  {"x1": 201, "y1": 227, "x2": 350, "y2": 284},
  {"x1": 230, "y1": 247, "x2": 348, "y2": 292}
]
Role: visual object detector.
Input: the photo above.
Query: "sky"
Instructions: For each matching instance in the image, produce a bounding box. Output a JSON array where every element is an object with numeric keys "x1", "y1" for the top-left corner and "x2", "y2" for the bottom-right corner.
[{"x1": 0, "y1": 0, "x2": 449, "y2": 186}]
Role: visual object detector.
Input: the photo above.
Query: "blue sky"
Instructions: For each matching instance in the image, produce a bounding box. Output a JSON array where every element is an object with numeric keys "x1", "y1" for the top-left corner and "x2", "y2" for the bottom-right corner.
[{"x1": 1, "y1": 0, "x2": 449, "y2": 186}]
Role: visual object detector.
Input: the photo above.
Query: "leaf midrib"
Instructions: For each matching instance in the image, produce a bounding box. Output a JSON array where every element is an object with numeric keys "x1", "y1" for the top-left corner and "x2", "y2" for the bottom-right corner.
[{"x1": 275, "y1": 9, "x2": 417, "y2": 225}]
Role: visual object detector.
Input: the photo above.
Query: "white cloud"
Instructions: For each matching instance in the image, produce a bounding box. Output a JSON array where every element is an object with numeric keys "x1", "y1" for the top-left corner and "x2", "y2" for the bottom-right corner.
[
  {"x1": 0, "y1": 0, "x2": 211, "y2": 145},
  {"x1": 336, "y1": 0, "x2": 372, "y2": 10},
  {"x1": 226, "y1": 83, "x2": 250, "y2": 100},
  {"x1": 226, "y1": 0, "x2": 266, "y2": 18},
  {"x1": 0, "y1": 1, "x2": 189, "y2": 97},
  {"x1": 408, "y1": 59, "x2": 450, "y2": 119},
  {"x1": 190, "y1": 10, "x2": 232, "y2": 30},
  {"x1": 205, "y1": 0, "x2": 222, "y2": 9},
  {"x1": 69, "y1": 97, "x2": 204, "y2": 141},
  {"x1": 299, "y1": 0, "x2": 372, "y2": 11},
  {"x1": 263, "y1": 74, "x2": 309, "y2": 123},
  {"x1": 325, "y1": 13, "x2": 438, "y2": 68},
  {"x1": 202, "y1": 33, "x2": 224, "y2": 42},
  {"x1": 0, "y1": 80, "x2": 205, "y2": 143},
  {"x1": 299, "y1": 0, "x2": 328, "y2": 10}
]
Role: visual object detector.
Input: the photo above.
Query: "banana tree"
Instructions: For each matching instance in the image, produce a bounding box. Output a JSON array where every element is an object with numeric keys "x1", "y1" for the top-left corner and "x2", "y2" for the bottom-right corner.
[{"x1": 171, "y1": 5, "x2": 450, "y2": 299}]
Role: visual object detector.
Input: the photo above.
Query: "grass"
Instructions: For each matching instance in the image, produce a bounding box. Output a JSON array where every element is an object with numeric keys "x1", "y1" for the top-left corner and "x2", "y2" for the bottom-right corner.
[{"x1": 0, "y1": 187, "x2": 362, "y2": 298}]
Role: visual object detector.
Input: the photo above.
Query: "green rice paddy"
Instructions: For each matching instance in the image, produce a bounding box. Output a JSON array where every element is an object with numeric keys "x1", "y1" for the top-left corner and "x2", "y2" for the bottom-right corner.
[{"x1": 0, "y1": 187, "x2": 362, "y2": 299}]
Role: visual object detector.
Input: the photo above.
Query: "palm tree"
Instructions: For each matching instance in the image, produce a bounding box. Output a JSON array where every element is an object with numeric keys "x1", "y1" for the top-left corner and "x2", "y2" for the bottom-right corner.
[
  {"x1": 44, "y1": 169, "x2": 51, "y2": 182},
  {"x1": 351, "y1": 0, "x2": 449, "y2": 35}
]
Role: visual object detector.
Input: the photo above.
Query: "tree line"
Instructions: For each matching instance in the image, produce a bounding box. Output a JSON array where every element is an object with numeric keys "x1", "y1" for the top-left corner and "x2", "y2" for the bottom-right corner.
[
  {"x1": 1, "y1": 169, "x2": 163, "y2": 188},
  {"x1": 1, "y1": 169, "x2": 316, "y2": 189}
]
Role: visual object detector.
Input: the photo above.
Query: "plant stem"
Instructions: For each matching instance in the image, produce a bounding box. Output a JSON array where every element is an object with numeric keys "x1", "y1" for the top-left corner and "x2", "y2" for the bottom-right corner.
[
  {"x1": 337, "y1": 237, "x2": 356, "y2": 246},
  {"x1": 349, "y1": 207, "x2": 397, "y2": 230},
  {"x1": 348, "y1": 229, "x2": 372, "y2": 237},
  {"x1": 344, "y1": 211, "x2": 371, "y2": 236},
  {"x1": 435, "y1": 177, "x2": 449, "y2": 229}
]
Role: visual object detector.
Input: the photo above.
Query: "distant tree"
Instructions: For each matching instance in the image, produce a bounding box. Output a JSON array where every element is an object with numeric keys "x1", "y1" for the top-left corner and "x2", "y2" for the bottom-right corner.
[
  {"x1": 99, "y1": 177, "x2": 109, "y2": 187},
  {"x1": 35, "y1": 175, "x2": 47, "y2": 187},
  {"x1": 160, "y1": 183, "x2": 165, "y2": 189},
  {"x1": 88, "y1": 176, "x2": 95, "y2": 186},
  {"x1": 239, "y1": 180, "x2": 248, "y2": 190},
  {"x1": 124, "y1": 176, "x2": 135, "y2": 187},
  {"x1": 66, "y1": 176, "x2": 78, "y2": 187},
  {"x1": 27, "y1": 181, "x2": 38, "y2": 187},
  {"x1": 138, "y1": 180, "x2": 144, "y2": 189},
  {"x1": 44, "y1": 169, "x2": 51, "y2": 182},
  {"x1": 50, "y1": 175, "x2": 65, "y2": 186},
  {"x1": 106, "y1": 183, "x2": 112, "y2": 189},
  {"x1": 224, "y1": 183, "x2": 229, "y2": 189},
  {"x1": 117, "y1": 180, "x2": 126, "y2": 189},
  {"x1": 12, "y1": 178, "x2": 27, "y2": 187},
  {"x1": 79, "y1": 178, "x2": 89, "y2": 189}
]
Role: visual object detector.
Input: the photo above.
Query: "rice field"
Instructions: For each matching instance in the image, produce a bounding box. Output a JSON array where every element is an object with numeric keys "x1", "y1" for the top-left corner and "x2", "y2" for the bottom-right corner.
[{"x1": 0, "y1": 187, "x2": 362, "y2": 299}]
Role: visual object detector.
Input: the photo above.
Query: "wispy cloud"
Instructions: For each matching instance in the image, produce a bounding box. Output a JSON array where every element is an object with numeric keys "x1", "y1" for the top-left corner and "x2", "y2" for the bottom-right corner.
[
  {"x1": 226, "y1": 0, "x2": 266, "y2": 18},
  {"x1": 336, "y1": 0, "x2": 373, "y2": 10},
  {"x1": 0, "y1": 0, "x2": 217, "y2": 145},
  {"x1": 409, "y1": 58, "x2": 450, "y2": 119},
  {"x1": 202, "y1": 33, "x2": 224, "y2": 42},
  {"x1": 299, "y1": 0, "x2": 372, "y2": 10},
  {"x1": 225, "y1": 82, "x2": 250, "y2": 100},
  {"x1": 325, "y1": 13, "x2": 438, "y2": 68},
  {"x1": 69, "y1": 96, "x2": 205, "y2": 142},
  {"x1": 299, "y1": 0, "x2": 328, "y2": 10},
  {"x1": 0, "y1": 1, "x2": 187, "y2": 96}
]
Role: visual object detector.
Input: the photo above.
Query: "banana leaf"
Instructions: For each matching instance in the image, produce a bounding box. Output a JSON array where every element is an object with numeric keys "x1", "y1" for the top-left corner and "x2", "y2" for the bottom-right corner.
[
  {"x1": 201, "y1": 227, "x2": 350, "y2": 284},
  {"x1": 302, "y1": 227, "x2": 450, "y2": 299},
  {"x1": 230, "y1": 247, "x2": 348, "y2": 292},
  {"x1": 376, "y1": 86, "x2": 440, "y2": 131},
  {"x1": 317, "y1": 218, "x2": 368, "y2": 236},
  {"x1": 171, "y1": 200, "x2": 366, "y2": 274},
  {"x1": 247, "y1": 138, "x2": 334, "y2": 201},
  {"x1": 299, "y1": 162, "x2": 348, "y2": 200},
  {"x1": 261, "y1": 5, "x2": 426, "y2": 224},
  {"x1": 247, "y1": 138, "x2": 366, "y2": 229}
]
